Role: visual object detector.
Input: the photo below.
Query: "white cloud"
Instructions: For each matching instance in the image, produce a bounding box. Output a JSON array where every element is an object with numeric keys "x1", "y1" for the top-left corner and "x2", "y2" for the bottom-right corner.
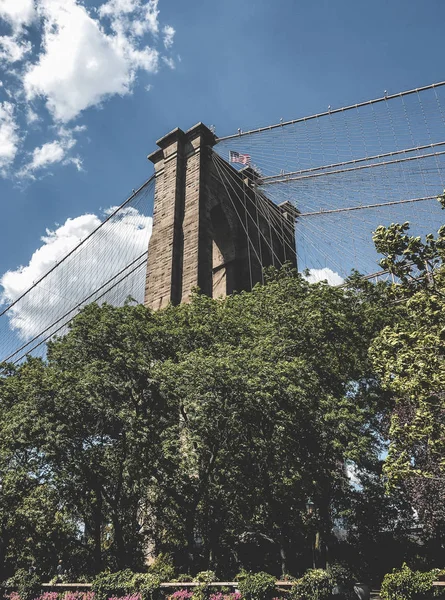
[
  {"x1": 162, "y1": 56, "x2": 174, "y2": 69},
  {"x1": 19, "y1": 125, "x2": 83, "y2": 175},
  {"x1": 0, "y1": 35, "x2": 31, "y2": 62},
  {"x1": 64, "y1": 156, "x2": 83, "y2": 171},
  {"x1": 0, "y1": 0, "x2": 175, "y2": 176},
  {"x1": 0, "y1": 0, "x2": 36, "y2": 30},
  {"x1": 132, "y1": 0, "x2": 159, "y2": 36},
  {"x1": 98, "y1": 0, "x2": 140, "y2": 18},
  {"x1": 24, "y1": 0, "x2": 159, "y2": 122},
  {"x1": 26, "y1": 107, "x2": 39, "y2": 124},
  {"x1": 1, "y1": 207, "x2": 152, "y2": 341},
  {"x1": 0, "y1": 101, "x2": 19, "y2": 172},
  {"x1": 162, "y1": 25, "x2": 174, "y2": 49},
  {"x1": 28, "y1": 141, "x2": 65, "y2": 170},
  {"x1": 304, "y1": 267, "x2": 344, "y2": 286},
  {"x1": 1, "y1": 214, "x2": 102, "y2": 304}
]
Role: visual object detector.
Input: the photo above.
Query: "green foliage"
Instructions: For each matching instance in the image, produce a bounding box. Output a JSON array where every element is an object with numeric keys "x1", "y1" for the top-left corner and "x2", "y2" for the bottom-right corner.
[
  {"x1": 194, "y1": 572, "x2": 216, "y2": 584},
  {"x1": 6, "y1": 568, "x2": 41, "y2": 600},
  {"x1": 92, "y1": 570, "x2": 162, "y2": 600},
  {"x1": 326, "y1": 563, "x2": 355, "y2": 588},
  {"x1": 237, "y1": 571, "x2": 276, "y2": 600},
  {"x1": 291, "y1": 569, "x2": 332, "y2": 600},
  {"x1": 91, "y1": 569, "x2": 136, "y2": 600},
  {"x1": 131, "y1": 573, "x2": 162, "y2": 600},
  {"x1": 380, "y1": 564, "x2": 443, "y2": 600},
  {"x1": 0, "y1": 265, "x2": 405, "y2": 577},
  {"x1": 189, "y1": 570, "x2": 217, "y2": 600},
  {"x1": 370, "y1": 197, "x2": 445, "y2": 542},
  {"x1": 148, "y1": 554, "x2": 175, "y2": 583}
]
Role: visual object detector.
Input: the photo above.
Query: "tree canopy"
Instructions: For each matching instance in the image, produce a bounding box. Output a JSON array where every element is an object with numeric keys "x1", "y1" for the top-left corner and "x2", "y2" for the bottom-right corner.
[{"x1": 2, "y1": 193, "x2": 445, "y2": 580}]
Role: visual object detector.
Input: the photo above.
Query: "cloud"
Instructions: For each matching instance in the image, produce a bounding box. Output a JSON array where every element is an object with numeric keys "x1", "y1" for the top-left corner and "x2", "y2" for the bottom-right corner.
[
  {"x1": 162, "y1": 56, "x2": 175, "y2": 69},
  {"x1": 0, "y1": 0, "x2": 36, "y2": 30},
  {"x1": 98, "y1": 0, "x2": 160, "y2": 36},
  {"x1": 0, "y1": 35, "x2": 31, "y2": 62},
  {"x1": 304, "y1": 267, "x2": 344, "y2": 286},
  {"x1": 1, "y1": 207, "x2": 152, "y2": 342},
  {"x1": 162, "y1": 25, "x2": 175, "y2": 49},
  {"x1": 26, "y1": 107, "x2": 39, "y2": 124},
  {"x1": 28, "y1": 141, "x2": 66, "y2": 170},
  {"x1": 132, "y1": 0, "x2": 160, "y2": 37},
  {"x1": 19, "y1": 126, "x2": 84, "y2": 175},
  {"x1": 0, "y1": 101, "x2": 19, "y2": 172},
  {"x1": 24, "y1": 0, "x2": 159, "y2": 122},
  {"x1": 0, "y1": 0, "x2": 176, "y2": 176}
]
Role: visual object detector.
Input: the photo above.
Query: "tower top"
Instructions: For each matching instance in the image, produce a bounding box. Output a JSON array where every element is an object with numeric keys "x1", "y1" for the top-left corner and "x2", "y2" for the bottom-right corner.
[{"x1": 147, "y1": 123, "x2": 217, "y2": 165}]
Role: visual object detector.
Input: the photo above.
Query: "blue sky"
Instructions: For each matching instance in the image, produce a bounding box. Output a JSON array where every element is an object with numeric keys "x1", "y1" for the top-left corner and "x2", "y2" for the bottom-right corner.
[{"x1": 0, "y1": 0, "x2": 445, "y2": 349}]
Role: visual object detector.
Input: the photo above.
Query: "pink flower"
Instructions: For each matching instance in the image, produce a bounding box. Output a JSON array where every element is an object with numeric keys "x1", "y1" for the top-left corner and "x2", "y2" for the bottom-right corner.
[
  {"x1": 35, "y1": 593, "x2": 59, "y2": 600},
  {"x1": 108, "y1": 595, "x2": 141, "y2": 600},
  {"x1": 169, "y1": 592, "x2": 193, "y2": 600},
  {"x1": 64, "y1": 592, "x2": 95, "y2": 600}
]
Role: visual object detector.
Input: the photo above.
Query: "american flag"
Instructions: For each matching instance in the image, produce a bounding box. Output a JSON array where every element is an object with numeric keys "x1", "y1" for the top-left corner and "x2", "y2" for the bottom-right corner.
[{"x1": 229, "y1": 150, "x2": 251, "y2": 165}]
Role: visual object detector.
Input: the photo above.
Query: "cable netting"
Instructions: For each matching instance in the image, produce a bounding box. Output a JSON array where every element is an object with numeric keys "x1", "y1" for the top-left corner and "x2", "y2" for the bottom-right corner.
[
  {"x1": 0, "y1": 177, "x2": 154, "y2": 363},
  {"x1": 215, "y1": 82, "x2": 445, "y2": 278}
]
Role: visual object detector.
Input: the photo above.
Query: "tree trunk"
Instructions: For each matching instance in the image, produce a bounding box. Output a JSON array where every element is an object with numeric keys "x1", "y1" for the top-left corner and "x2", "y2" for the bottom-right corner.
[
  {"x1": 280, "y1": 543, "x2": 287, "y2": 577},
  {"x1": 91, "y1": 489, "x2": 103, "y2": 572},
  {"x1": 112, "y1": 513, "x2": 126, "y2": 568}
]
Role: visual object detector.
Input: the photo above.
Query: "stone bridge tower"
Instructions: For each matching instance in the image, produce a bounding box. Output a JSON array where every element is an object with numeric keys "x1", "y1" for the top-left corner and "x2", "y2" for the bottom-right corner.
[{"x1": 144, "y1": 123, "x2": 297, "y2": 310}]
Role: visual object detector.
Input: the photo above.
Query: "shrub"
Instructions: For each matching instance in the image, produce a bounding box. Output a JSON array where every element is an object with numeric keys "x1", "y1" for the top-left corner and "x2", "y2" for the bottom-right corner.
[
  {"x1": 326, "y1": 564, "x2": 355, "y2": 589},
  {"x1": 291, "y1": 569, "x2": 333, "y2": 600},
  {"x1": 6, "y1": 568, "x2": 41, "y2": 600},
  {"x1": 380, "y1": 564, "x2": 443, "y2": 600},
  {"x1": 92, "y1": 570, "x2": 136, "y2": 600},
  {"x1": 148, "y1": 554, "x2": 175, "y2": 582},
  {"x1": 195, "y1": 573, "x2": 216, "y2": 585},
  {"x1": 92, "y1": 571, "x2": 163, "y2": 600},
  {"x1": 237, "y1": 571, "x2": 276, "y2": 600},
  {"x1": 131, "y1": 574, "x2": 162, "y2": 600}
]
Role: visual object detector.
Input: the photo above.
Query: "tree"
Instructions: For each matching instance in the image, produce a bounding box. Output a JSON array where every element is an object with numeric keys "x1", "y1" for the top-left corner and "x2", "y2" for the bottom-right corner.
[
  {"x1": 0, "y1": 360, "x2": 80, "y2": 579},
  {"x1": 153, "y1": 269, "x2": 394, "y2": 575},
  {"x1": 0, "y1": 265, "x2": 401, "y2": 578},
  {"x1": 370, "y1": 191, "x2": 445, "y2": 549}
]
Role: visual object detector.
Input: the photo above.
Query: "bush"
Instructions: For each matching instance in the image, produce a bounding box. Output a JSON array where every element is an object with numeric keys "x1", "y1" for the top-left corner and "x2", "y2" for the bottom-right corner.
[
  {"x1": 326, "y1": 564, "x2": 355, "y2": 589},
  {"x1": 6, "y1": 568, "x2": 42, "y2": 600},
  {"x1": 92, "y1": 571, "x2": 162, "y2": 600},
  {"x1": 195, "y1": 573, "x2": 216, "y2": 584},
  {"x1": 148, "y1": 554, "x2": 175, "y2": 582},
  {"x1": 237, "y1": 571, "x2": 276, "y2": 600},
  {"x1": 291, "y1": 569, "x2": 332, "y2": 600},
  {"x1": 131, "y1": 574, "x2": 162, "y2": 600},
  {"x1": 380, "y1": 564, "x2": 443, "y2": 600},
  {"x1": 92, "y1": 570, "x2": 136, "y2": 600}
]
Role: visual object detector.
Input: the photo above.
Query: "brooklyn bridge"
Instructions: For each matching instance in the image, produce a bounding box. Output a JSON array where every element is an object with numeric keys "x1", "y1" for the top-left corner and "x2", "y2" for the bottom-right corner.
[{"x1": 1, "y1": 80, "x2": 445, "y2": 363}]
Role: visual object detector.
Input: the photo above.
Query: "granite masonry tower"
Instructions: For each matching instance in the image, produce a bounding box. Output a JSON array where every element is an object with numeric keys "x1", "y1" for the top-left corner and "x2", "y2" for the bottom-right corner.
[{"x1": 144, "y1": 123, "x2": 297, "y2": 310}]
